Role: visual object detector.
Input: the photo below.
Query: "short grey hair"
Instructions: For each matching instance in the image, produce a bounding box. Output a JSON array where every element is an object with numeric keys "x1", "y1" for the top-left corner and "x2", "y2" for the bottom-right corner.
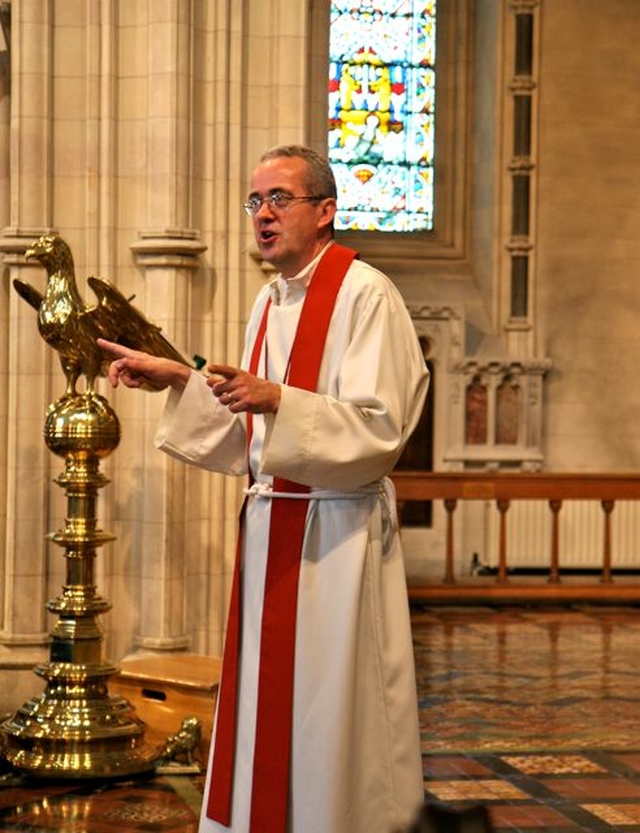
[{"x1": 259, "y1": 145, "x2": 338, "y2": 200}]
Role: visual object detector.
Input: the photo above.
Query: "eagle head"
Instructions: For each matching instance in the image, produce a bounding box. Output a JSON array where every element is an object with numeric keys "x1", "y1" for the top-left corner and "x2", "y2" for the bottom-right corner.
[{"x1": 25, "y1": 234, "x2": 74, "y2": 274}]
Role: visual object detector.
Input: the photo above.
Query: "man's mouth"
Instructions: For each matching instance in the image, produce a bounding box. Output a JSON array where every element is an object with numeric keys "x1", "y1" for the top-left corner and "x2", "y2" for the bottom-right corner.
[{"x1": 259, "y1": 229, "x2": 277, "y2": 243}]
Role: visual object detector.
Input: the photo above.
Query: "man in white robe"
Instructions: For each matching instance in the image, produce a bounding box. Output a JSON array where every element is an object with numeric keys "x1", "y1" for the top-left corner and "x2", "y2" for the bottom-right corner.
[{"x1": 99, "y1": 145, "x2": 429, "y2": 833}]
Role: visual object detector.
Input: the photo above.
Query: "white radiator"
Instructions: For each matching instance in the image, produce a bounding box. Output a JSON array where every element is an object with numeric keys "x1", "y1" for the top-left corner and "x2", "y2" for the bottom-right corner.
[{"x1": 484, "y1": 499, "x2": 640, "y2": 570}]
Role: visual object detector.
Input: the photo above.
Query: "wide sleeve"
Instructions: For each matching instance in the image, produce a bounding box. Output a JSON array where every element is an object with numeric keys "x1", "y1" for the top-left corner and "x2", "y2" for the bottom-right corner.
[
  {"x1": 260, "y1": 276, "x2": 429, "y2": 491},
  {"x1": 154, "y1": 370, "x2": 248, "y2": 475},
  {"x1": 154, "y1": 285, "x2": 274, "y2": 475}
]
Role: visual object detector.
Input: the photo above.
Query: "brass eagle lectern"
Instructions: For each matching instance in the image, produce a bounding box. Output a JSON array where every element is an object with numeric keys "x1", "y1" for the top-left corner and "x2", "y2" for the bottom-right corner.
[{"x1": 2, "y1": 234, "x2": 190, "y2": 778}]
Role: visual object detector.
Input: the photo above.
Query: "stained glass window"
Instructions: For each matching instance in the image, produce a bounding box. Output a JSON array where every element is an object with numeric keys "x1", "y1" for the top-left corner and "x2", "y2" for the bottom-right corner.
[{"x1": 328, "y1": 0, "x2": 437, "y2": 233}]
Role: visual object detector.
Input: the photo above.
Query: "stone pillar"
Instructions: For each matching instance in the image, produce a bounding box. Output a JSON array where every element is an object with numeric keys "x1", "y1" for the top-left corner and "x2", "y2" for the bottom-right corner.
[
  {"x1": 0, "y1": 0, "x2": 55, "y2": 666},
  {"x1": 123, "y1": 2, "x2": 208, "y2": 656}
]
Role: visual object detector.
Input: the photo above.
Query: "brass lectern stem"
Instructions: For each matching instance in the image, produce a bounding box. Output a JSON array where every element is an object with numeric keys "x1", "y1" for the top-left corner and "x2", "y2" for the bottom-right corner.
[{"x1": 2, "y1": 392, "x2": 158, "y2": 778}]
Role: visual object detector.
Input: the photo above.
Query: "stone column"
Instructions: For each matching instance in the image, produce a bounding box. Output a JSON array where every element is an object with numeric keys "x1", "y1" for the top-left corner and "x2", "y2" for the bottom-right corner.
[
  {"x1": 123, "y1": 2, "x2": 208, "y2": 656},
  {"x1": 0, "y1": 0, "x2": 55, "y2": 667}
]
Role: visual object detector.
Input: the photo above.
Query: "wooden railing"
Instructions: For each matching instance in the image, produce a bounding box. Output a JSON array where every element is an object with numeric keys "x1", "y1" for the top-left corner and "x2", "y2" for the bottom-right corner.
[{"x1": 391, "y1": 471, "x2": 640, "y2": 604}]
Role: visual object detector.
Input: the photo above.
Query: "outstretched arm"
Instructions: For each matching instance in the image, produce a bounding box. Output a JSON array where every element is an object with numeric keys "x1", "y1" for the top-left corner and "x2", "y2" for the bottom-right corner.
[{"x1": 97, "y1": 338, "x2": 192, "y2": 391}]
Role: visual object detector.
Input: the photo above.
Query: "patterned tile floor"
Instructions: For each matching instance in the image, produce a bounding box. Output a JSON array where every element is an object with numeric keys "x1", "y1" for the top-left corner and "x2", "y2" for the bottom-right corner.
[
  {"x1": 0, "y1": 772, "x2": 205, "y2": 831},
  {"x1": 3, "y1": 605, "x2": 640, "y2": 831},
  {"x1": 416, "y1": 605, "x2": 640, "y2": 831}
]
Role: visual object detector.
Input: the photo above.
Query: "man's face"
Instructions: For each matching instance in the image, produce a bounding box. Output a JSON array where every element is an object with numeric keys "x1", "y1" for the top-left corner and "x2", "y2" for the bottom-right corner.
[{"x1": 247, "y1": 156, "x2": 336, "y2": 278}]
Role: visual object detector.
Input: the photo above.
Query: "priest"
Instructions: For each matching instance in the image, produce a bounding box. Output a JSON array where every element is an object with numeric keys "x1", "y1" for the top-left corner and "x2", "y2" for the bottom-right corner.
[{"x1": 98, "y1": 144, "x2": 429, "y2": 833}]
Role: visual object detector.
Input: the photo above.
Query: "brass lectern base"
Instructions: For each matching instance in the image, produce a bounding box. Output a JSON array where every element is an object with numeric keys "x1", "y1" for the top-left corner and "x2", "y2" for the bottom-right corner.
[{"x1": 2, "y1": 690, "x2": 159, "y2": 779}]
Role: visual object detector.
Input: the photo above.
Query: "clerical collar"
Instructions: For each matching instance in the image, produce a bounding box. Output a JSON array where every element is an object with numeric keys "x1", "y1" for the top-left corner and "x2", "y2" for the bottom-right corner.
[{"x1": 269, "y1": 242, "x2": 334, "y2": 305}]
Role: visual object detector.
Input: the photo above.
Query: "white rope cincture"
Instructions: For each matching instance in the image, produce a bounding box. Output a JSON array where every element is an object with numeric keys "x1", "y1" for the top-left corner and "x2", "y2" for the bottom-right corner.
[
  {"x1": 244, "y1": 476, "x2": 399, "y2": 543},
  {"x1": 244, "y1": 480, "x2": 380, "y2": 501}
]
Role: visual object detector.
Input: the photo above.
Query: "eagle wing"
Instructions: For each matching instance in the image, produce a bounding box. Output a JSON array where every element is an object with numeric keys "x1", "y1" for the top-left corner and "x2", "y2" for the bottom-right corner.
[
  {"x1": 13, "y1": 279, "x2": 44, "y2": 312},
  {"x1": 87, "y1": 277, "x2": 191, "y2": 388}
]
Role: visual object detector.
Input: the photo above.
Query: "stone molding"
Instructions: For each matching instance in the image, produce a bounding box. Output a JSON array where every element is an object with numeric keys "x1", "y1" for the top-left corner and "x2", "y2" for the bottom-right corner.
[{"x1": 130, "y1": 229, "x2": 207, "y2": 269}]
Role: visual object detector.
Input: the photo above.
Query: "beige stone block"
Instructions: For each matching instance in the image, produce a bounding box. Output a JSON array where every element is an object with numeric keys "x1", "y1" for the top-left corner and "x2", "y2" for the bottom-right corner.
[
  {"x1": 118, "y1": 121, "x2": 148, "y2": 176},
  {"x1": 54, "y1": 27, "x2": 87, "y2": 78},
  {"x1": 17, "y1": 22, "x2": 49, "y2": 71},
  {"x1": 53, "y1": 77, "x2": 86, "y2": 119},
  {"x1": 13, "y1": 468, "x2": 48, "y2": 523},
  {"x1": 249, "y1": 3, "x2": 271, "y2": 39},
  {"x1": 192, "y1": 79, "x2": 215, "y2": 126},
  {"x1": 119, "y1": 76, "x2": 148, "y2": 120},
  {"x1": 7, "y1": 519, "x2": 48, "y2": 580},
  {"x1": 52, "y1": 176, "x2": 86, "y2": 229},
  {"x1": 118, "y1": 4, "x2": 145, "y2": 28},
  {"x1": 276, "y1": 84, "x2": 306, "y2": 128},
  {"x1": 116, "y1": 181, "x2": 146, "y2": 232},
  {"x1": 148, "y1": 23, "x2": 179, "y2": 72},
  {"x1": 53, "y1": 0, "x2": 86, "y2": 27},
  {"x1": 118, "y1": 25, "x2": 148, "y2": 78},
  {"x1": 148, "y1": 0, "x2": 180, "y2": 25},
  {"x1": 245, "y1": 88, "x2": 274, "y2": 130},
  {"x1": 53, "y1": 125, "x2": 86, "y2": 174},
  {"x1": 277, "y1": 40, "x2": 305, "y2": 82}
]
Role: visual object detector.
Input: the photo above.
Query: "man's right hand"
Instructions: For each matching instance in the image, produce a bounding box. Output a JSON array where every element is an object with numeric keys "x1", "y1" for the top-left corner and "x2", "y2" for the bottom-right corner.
[{"x1": 97, "y1": 338, "x2": 192, "y2": 391}]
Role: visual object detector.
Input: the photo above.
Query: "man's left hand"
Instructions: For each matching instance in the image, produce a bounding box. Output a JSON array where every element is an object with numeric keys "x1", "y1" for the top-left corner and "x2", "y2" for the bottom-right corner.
[{"x1": 207, "y1": 364, "x2": 281, "y2": 414}]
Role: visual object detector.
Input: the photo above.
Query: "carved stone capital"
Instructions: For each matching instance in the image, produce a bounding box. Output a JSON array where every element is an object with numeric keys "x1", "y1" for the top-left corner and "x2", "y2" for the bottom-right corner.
[
  {"x1": 130, "y1": 229, "x2": 207, "y2": 269},
  {"x1": 0, "y1": 227, "x2": 58, "y2": 264}
]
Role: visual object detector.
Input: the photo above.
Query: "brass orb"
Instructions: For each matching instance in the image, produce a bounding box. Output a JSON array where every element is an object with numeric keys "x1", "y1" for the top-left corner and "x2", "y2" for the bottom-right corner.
[{"x1": 44, "y1": 394, "x2": 120, "y2": 458}]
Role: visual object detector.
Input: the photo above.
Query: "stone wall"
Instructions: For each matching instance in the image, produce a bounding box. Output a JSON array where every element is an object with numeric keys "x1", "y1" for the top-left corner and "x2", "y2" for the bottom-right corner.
[{"x1": 1, "y1": 0, "x2": 639, "y2": 665}]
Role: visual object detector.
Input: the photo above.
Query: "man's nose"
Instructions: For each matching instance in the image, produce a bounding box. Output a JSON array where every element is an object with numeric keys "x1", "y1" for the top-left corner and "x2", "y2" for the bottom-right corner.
[{"x1": 254, "y1": 198, "x2": 276, "y2": 217}]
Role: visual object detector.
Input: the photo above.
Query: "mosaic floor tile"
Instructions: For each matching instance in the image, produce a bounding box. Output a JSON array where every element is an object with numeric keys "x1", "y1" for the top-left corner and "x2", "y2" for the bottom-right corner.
[
  {"x1": 541, "y1": 776, "x2": 640, "y2": 799},
  {"x1": 612, "y1": 753, "x2": 640, "y2": 772},
  {"x1": 422, "y1": 755, "x2": 493, "y2": 777},
  {"x1": 501, "y1": 754, "x2": 607, "y2": 775},
  {"x1": 489, "y1": 803, "x2": 578, "y2": 828},
  {"x1": 582, "y1": 803, "x2": 640, "y2": 825},
  {"x1": 425, "y1": 778, "x2": 529, "y2": 801}
]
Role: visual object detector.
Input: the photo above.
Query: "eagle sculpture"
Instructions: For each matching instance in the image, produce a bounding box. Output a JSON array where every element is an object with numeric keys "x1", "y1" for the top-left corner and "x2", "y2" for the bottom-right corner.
[{"x1": 13, "y1": 233, "x2": 191, "y2": 396}]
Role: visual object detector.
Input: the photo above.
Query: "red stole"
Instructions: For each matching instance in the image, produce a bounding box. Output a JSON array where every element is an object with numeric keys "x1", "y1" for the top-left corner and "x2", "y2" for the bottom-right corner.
[{"x1": 206, "y1": 243, "x2": 358, "y2": 831}]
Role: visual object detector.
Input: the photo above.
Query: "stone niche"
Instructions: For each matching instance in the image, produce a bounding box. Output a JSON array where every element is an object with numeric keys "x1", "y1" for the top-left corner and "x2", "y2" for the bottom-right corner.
[
  {"x1": 446, "y1": 356, "x2": 552, "y2": 471},
  {"x1": 408, "y1": 303, "x2": 552, "y2": 473}
]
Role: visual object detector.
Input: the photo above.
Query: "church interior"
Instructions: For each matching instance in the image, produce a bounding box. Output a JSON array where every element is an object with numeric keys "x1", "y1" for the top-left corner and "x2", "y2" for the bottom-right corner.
[{"x1": 3, "y1": 0, "x2": 640, "y2": 830}]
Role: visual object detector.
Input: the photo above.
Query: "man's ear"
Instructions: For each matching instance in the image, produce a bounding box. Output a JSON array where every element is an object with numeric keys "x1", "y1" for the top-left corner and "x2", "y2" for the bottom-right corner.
[{"x1": 317, "y1": 198, "x2": 337, "y2": 232}]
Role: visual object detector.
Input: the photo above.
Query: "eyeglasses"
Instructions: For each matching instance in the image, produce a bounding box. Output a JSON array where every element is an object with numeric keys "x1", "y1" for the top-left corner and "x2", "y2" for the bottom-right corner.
[{"x1": 242, "y1": 192, "x2": 325, "y2": 216}]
